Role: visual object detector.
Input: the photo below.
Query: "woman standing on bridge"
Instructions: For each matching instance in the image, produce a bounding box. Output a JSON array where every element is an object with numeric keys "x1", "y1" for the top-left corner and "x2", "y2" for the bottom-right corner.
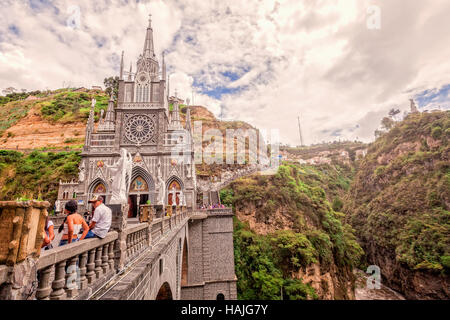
[{"x1": 58, "y1": 200, "x2": 89, "y2": 246}]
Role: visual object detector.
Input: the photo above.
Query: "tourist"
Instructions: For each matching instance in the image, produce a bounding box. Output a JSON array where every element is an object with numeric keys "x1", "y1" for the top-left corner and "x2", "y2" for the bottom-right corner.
[
  {"x1": 41, "y1": 216, "x2": 55, "y2": 250},
  {"x1": 58, "y1": 200, "x2": 89, "y2": 246},
  {"x1": 84, "y1": 195, "x2": 112, "y2": 239}
]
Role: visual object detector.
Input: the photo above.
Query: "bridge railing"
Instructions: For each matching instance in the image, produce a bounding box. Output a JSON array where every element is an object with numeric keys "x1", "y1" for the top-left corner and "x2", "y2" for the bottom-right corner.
[
  {"x1": 1, "y1": 204, "x2": 191, "y2": 300},
  {"x1": 124, "y1": 223, "x2": 149, "y2": 266},
  {"x1": 35, "y1": 231, "x2": 118, "y2": 300},
  {"x1": 197, "y1": 208, "x2": 233, "y2": 215}
]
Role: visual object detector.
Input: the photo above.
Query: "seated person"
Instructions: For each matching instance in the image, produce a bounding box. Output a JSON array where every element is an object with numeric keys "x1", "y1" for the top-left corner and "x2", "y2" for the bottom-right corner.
[
  {"x1": 41, "y1": 216, "x2": 55, "y2": 250},
  {"x1": 85, "y1": 195, "x2": 112, "y2": 239},
  {"x1": 59, "y1": 200, "x2": 89, "y2": 246}
]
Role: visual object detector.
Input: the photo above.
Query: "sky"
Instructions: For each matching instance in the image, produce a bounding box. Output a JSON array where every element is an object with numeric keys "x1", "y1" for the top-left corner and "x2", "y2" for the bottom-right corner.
[{"x1": 0, "y1": 0, "x2": 449, "y2": 145}]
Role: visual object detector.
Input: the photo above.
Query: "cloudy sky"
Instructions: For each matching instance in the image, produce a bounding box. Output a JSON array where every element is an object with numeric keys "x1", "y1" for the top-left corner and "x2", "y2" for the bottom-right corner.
[{"x1": 0, "y1": 0, "x2": 449, "y2": 145}]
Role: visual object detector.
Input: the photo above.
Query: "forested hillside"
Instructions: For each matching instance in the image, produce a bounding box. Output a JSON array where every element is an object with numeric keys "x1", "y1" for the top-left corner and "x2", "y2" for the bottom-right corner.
[
  {"x1": 223, "y1": 163, "x2": 363, "y2": 299},
  {"x1": 345, "y1": 110, "x2": 450, "y2": 299}
]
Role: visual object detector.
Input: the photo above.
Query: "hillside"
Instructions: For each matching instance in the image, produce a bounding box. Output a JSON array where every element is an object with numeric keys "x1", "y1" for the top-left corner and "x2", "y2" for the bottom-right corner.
[
  {"x1": 222, "y1": 162, "x2": 363, "y2": 299},
  {"x1": 0, "y1": 89, "x2": 109, "y2": 150},
  {"x1": 345, "y1": 110, "x2": 450, "y2": 299},
  {"x1": 0, "y1": 88, "x2": 257, "y2": 206}
]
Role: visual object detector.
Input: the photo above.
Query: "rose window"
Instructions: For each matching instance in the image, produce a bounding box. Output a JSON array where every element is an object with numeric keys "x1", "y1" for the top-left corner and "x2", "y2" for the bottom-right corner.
[{"x1": 124, "y1": 115, "x2": 155, "y2": 144}]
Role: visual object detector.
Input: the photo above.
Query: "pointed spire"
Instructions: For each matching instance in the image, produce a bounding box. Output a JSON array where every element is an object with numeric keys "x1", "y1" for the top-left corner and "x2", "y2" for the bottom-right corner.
[
  {"x1": 185, "y1": 107, "x2": 192, "y2": 133},
  {"x1": 88, "y1": 98, "x2": 95, "y2": 129},
  {"x1": 171, "y1": 93, "x2": 182, "y2": 130},
  {"x1": 120, "y1": 51, "x2": 124, "y2": 80},
  {"x1": 167, "y1": 74, "x2": 170, "y2": 97},
  {"x1": 128, "y1": 63, "x2": 133, "y2": 81},
  {"x1": 99, "y1": 93, "x2": 116, "y2": 132},
  {"x1": 143, "y1": 13, "x2": 155, "y2": 59},
  {"x1": 85, "y1": 98, "x2": 96, "y2": 146},
  {"x1": 162, "y1": 52, "x2": 166, "y2": 81}
]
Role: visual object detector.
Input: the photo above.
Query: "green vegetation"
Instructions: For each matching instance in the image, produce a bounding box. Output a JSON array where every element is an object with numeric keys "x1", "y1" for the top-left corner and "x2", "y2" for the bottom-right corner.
[
  {"x1": 0, "y1": 90, "x2": 43, "y2": 106},
  {"x1": 229, "y1": 163, "x2": 363, "y2": 299},
  {"x1": 347, "y1": 111, "x2": 450, "y2": 274},
  {"x1": 40, "y1": 91, "x2": 108, "y2": 123},
  {"x1": 234, "y1": 219, "x2": 318, "y2": 300},
  {"x1": 0, "y1": 100, "x2": 33, "y2": 136},
  {"x1": 0, "y1": 150, "x2": 81, "y2": 206}
]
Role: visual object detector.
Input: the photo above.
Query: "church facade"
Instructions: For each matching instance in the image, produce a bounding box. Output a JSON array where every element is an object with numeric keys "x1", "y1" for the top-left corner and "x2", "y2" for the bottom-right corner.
[{"x1": 57, "y1": 18, "x2": 196, "y2": 216}]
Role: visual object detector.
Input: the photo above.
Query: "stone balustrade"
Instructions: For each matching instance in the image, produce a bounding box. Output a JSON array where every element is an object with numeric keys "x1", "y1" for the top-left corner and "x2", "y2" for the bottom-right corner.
[
  {"x1": 124, "y1": 223, "x2": 149, "y2": 266},
  {"x1": 0, "y1": 204, "x2": 190, "y2": 300},
  {"x1": 35, "y1": 231, "x2": 118, "y2": 300}
]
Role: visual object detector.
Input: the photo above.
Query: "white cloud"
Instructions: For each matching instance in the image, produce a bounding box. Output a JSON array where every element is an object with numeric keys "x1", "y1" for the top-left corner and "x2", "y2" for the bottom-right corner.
[{"x1": 0, "y1": 0, "x2": 449, "y2": 144}]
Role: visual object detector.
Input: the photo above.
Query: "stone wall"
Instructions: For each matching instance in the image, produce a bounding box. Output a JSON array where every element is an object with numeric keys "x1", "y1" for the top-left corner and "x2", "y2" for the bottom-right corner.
[{"x1": 181, "y1": 209, "x2": 237, "y2": 300}]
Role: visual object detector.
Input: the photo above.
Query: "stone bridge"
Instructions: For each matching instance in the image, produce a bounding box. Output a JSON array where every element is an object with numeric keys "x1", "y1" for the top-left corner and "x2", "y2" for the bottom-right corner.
[{"x1": 0, "y1": 202, "x2": 237, "y2": 300}]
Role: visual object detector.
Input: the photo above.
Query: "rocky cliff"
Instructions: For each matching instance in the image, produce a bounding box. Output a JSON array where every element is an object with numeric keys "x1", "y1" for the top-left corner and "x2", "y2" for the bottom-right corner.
[
  {"x1": 225, "y1": 163, "x2": 363, "y2": 299},
  {"x1": 345, "y1": 110, "x2": 450, "y2": 299}
]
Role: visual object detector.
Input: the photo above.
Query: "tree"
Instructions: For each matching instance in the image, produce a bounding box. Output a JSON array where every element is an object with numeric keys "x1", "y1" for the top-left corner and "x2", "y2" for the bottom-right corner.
[
  {"x1": 2, "y1": 87, "x2": 17, "y2": 95},
  {"x1": 381, "y1": 117, "x2": 394, "y2": 131},
  {"x1": 388, "y1": 108, "x2": 400, "y2": 118},
  {"x1": 388, "y1": 108, "x2": 401, "y2": 122},
  {"x1": 104, "y1": 76, "x2": 119, "y2": 100}
]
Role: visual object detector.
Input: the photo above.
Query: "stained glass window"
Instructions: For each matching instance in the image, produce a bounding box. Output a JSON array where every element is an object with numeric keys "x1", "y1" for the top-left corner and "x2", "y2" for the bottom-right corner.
[
  {"x1": 130, "y1": 177, "x2": 149, "y2": 192},
  {"x1": 93, "y1": 183, "x2": 106, "y2": 194}
]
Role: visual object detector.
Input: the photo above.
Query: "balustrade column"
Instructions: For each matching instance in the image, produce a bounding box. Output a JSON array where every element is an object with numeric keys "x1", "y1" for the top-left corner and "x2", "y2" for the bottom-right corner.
[
  {"x1": 95, "y1": 246, "x2": 103, "y2": 278},
  {"x1": 108, "y1": 242, "x2": 115, "y2": 271},
  {"x1": 79, "y1": 252, "x2": 88, "y2": 290},
  {"x1": 86, "y1": 249, "x2": 96, "y2": 284},
  {"x1": 131, "y1": 233, "x2": 136, "y2": 256},
  {"x1": 36, "y1": 265, "x2": 53, "y2": 300},
  {"x1": 136, "y1": 232, "x2": 141, "y2": 252},
  {"x1": 65, "y1": 256, "x2": 79, "y2": 299},
  {"x1": 126, "y1": 234, "x2": 131, "y2": 258},
  {"x1": 50, "y1": 261, "x2": 66, "y2": 300},
  {"x1": 102, "y1": 243, "x2": 110, "y2": 273}
]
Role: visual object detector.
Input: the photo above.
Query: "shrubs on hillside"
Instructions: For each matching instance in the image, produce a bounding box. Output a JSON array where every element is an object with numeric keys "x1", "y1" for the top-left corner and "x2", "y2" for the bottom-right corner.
[
  {"x1": 230, "y1": 163, "x2": 364, "y2": 299},
  {"x1": 347, "y1": 111, "x2": 450, "y2": 274},
  {"x1": 41, "y1": 91, "x2": 108, "y2": 123},
  {"x1": 0, "y1": 150, "x2": 81, "y2": 206}
]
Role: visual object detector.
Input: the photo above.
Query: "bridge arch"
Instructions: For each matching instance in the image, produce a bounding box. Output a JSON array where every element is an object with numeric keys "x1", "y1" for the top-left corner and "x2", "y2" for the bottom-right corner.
[
  {"x1": 156, "y1": 282, "x2": 173, "y2": 300},
  {"x1": 181, "y1": 237, "x2": 188, "y2": 286}
]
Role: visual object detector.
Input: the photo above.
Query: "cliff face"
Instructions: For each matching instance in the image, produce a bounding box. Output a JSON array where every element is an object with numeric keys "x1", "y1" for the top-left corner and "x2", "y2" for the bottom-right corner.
[
  {"x1": 227, "y1": 163, "x2": 363, "y2": 300},
  {"x1": 346, "y1": 111, "x2": 450, "y2": 299}
]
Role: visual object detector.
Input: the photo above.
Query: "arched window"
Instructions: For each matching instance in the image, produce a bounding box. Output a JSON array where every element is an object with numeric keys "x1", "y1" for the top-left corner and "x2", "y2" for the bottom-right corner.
[
  {"x1": 93, "y1": 183, "x2": 106, "y2": 194},
  {"x1": 216, "y1": 293, "x2": 225, "y2": 300},
  {"x1": 130, "y1": 176, "x2": 149, "y2": 193},
  {"x1": 167, "y1": 180, "x2": 182, "y2": 206}
]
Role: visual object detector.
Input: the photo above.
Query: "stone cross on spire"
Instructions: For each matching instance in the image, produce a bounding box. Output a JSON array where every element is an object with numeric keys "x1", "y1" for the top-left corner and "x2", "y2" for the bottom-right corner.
[{"x1": 143, "y1": 13, "x2": 155, "y2": 59}]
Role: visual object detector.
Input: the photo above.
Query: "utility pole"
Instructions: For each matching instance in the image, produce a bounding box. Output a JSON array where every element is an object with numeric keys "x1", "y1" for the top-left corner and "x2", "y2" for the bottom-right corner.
[{"x1": 297, "y1": 115, "x2": 304, "y2": 147}]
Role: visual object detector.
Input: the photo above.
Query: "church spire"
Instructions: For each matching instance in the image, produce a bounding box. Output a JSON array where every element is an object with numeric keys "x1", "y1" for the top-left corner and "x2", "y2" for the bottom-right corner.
[
  {"x1": 128, "y1": 63, "x2": 132, "y2": 81},
  {"x1": 120, "y1": 51, "x2": 124, "y2": 80},
  {"x1": 171, "y1": 90, "x2": 182, "y2": 130},
  {"x1": 185, "y1": 106, "x2": 192, "y2": 134},
  {"x1": 143, "y1": 14, "x2": 155, "y2": 59},
  {"x1": 162, "y1": 52, "x2": 166, "y2": 81},
  {"x1": 98, "y1": 93, "x2": 116, "y2": 132}
]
